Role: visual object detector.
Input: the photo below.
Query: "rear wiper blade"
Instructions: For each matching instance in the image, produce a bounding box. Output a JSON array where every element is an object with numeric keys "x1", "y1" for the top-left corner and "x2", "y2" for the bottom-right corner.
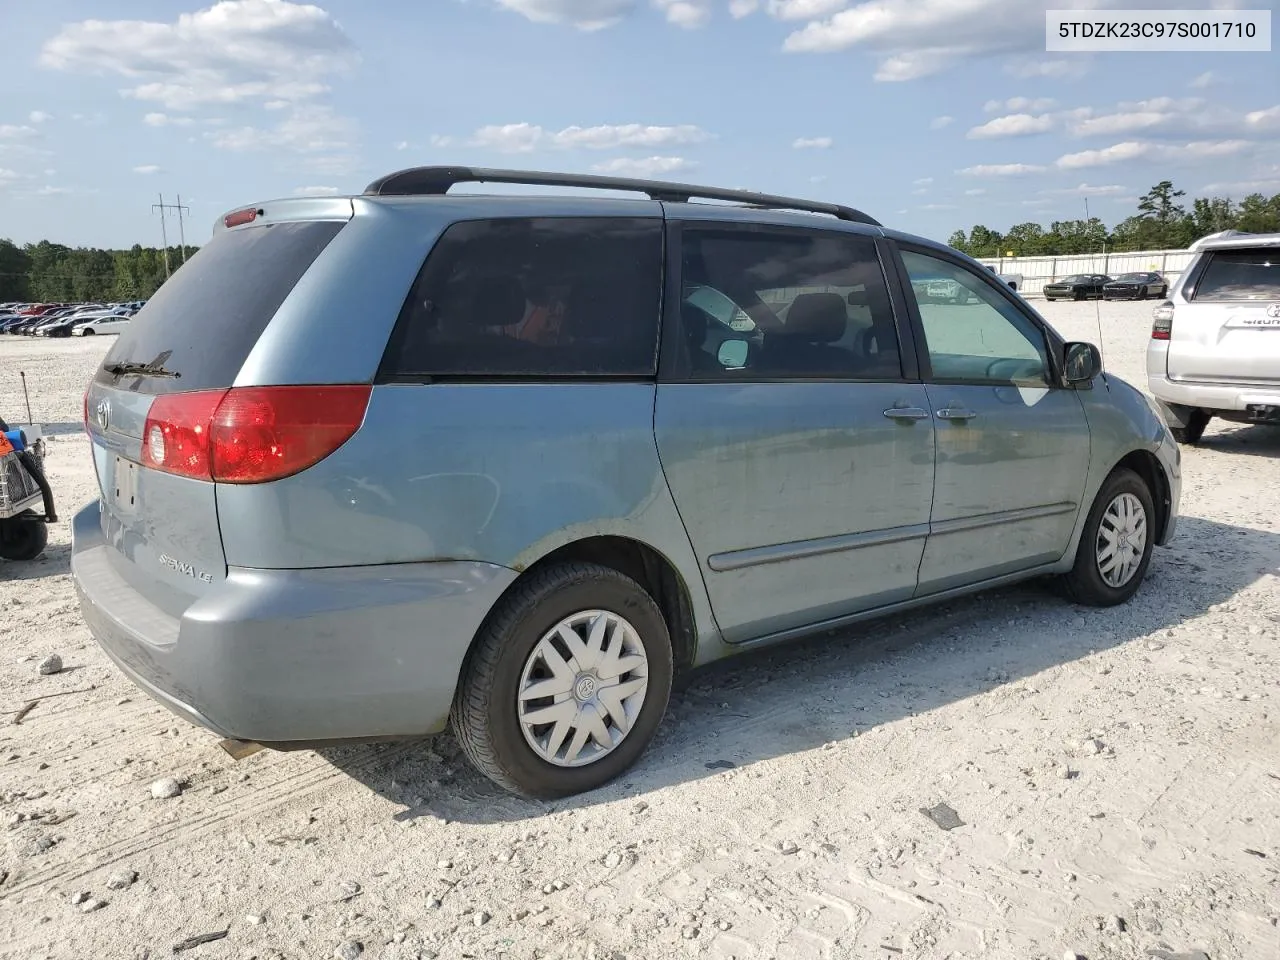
[{"x1": 104, "y1": 360, "x2": 181, "y2": 379}]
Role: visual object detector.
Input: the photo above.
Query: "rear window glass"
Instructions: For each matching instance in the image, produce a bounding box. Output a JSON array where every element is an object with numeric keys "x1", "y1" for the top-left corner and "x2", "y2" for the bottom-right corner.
[
  {"x1": 380, "y1": 217, "x2": 662, "y2": 379},
  {"x1": 97, "y1": 220, "x2": 344, "y2": 393},
  {"x1": 1194, "y1": 249, "x2": 1280, "y2": 301}
]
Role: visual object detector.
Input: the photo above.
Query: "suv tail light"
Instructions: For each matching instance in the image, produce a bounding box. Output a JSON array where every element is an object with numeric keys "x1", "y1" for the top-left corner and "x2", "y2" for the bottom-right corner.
[
  {"x1": 142, "y1": 385, "x2": 370, "y2": 483},
  {"x1": 1151, "y1": 301, "x2": 1174, "y2": 340}
]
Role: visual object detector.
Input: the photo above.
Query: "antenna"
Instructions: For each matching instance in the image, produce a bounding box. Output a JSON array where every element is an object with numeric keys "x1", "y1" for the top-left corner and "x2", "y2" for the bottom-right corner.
[{"x1": 1085, "y1": 196, "x2": 1107, "y2": 378}]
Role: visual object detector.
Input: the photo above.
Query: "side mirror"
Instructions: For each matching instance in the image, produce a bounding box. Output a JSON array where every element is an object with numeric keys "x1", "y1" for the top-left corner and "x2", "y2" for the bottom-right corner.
[
  {"x1": 717, "y1": 339, "x2": 749, "y2": 370},
  {"x1": 1063, "y1": 341, "x2": 1102, "y2": 385}
]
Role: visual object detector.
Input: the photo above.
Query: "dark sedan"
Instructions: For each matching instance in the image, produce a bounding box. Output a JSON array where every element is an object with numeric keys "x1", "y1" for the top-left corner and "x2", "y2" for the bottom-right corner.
[
  {"x1": 1043, "y1": 274, "x2": 1112, "y2": 301},
  {"x1": 1103, "y1": 272, "x2": 1169, "y2": 300}
]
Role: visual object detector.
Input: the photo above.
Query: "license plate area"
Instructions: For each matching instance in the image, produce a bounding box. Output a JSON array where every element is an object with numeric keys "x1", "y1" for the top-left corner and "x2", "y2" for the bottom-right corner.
[{"x1": 112, "y1": 456, "x2": 139, "y2": 514}]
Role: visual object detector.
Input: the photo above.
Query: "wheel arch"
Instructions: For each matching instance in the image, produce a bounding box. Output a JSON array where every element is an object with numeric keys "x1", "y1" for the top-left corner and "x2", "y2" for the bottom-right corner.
[
  {"x1": 1111, "y1": 449, "x2": 1172, "y2": 544},
  {"x1": 460, "y1": 535, "x2": 700, "y2": 686}
]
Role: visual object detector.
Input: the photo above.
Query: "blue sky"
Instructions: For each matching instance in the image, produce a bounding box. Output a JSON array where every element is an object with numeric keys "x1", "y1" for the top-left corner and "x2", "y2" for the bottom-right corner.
[{"x1": 1, "y1": 0, "x2": 1277, "y2": 249}]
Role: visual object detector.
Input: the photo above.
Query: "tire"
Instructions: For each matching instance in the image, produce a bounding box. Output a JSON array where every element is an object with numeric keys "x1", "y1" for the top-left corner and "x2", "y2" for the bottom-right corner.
[
  {"x1": 453, "y1": 561, "x2": 674, "y2": 799},
  {"x1": 82, "y1": 328, "x2": 94, "y2": 336},
  {"x1": 1170, "y1": 409, "x2": 1210, "y2": 444},
  {"x1": 1073, "y1": 291, "x2": 1084, "y2": 301},
  {"x1": 1061, "y1": 468, "x2": 1155, "y2": 607},
  {"x1": 0, "y1": 517, "x2": 49, "y2": 561}
]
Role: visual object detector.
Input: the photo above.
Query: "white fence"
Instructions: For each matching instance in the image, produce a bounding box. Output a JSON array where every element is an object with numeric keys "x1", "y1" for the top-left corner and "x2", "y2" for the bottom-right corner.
[{"x1": 978, "y1": 248, "x2": 1196, "y2": 299}]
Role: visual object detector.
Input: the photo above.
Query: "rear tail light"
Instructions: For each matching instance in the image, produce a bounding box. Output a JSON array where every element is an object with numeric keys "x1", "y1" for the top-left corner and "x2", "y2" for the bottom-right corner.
[
  {"x1": 142, "y1": 385, "x2": 370, "y2": 483},
  {"x1": 1151, "y1": 302, "x2": 1174, "y2": 340}
]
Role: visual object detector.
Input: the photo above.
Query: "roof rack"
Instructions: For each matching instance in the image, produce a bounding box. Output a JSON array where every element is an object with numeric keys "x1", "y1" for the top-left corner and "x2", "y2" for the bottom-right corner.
[{"x1": 362, "y1": 166, "x2": 881, "y2": 227}]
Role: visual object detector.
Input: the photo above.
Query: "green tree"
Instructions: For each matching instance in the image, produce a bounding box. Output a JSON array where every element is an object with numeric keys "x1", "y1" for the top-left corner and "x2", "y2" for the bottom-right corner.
[
  {"x1": 0, "y1": 240, "x2": 31, "y2": 301},
  {"x1": 1189, "y1": 197, "x2": 1238, "y2": 240},
  {"x1": 1236, "y1": 192, "x2": 1280, "y2": 233}
]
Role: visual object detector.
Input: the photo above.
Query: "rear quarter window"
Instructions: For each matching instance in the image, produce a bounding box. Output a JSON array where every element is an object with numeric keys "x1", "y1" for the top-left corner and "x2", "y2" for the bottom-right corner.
[
  {"x1": 97, "y1": 220, "x2": 345, "y2": 394},
  {"x1": 380, "y1": 217, "x2": 663, "y2": 379},
  {"x1": 1192, "y1": 248, "x2": 1280, "y2": 301}
]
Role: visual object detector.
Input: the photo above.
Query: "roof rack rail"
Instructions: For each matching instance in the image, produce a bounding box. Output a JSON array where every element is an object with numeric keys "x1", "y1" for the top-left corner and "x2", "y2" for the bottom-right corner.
[{"x1": 362, "y1": 166, "x2": 881, "y2": 227}]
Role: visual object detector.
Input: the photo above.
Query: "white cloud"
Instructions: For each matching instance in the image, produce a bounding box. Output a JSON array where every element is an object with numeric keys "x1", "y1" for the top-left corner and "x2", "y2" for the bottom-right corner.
[
  {"x1": 765, "y1": 0, "x2": 848, "y2": 18},
  {"x1": 792, "y1": 136, "x2": 833, "y2": 149},
  {"x1": 778, "y1": 0, "x2": 1121, "y2": 80},
  {"x1": 653, "y1": 0, "x2": 714, "y2": 28},
  {"x1": 958, "y1": 163, "x2": 1047, "y2": 177},
  {"x1": 966, "y1": 113, "x2": 1054, "y2": 139},
  {"x1": 963, "y1": 188, "x2": 986, "y2": 195},
  {"x1": 591, "y1": 156, "x2": 695, "y2": 177},
  {"x1": 28, "y1": 111, "x2": 53, "y2": 124},
  {"x1": 292, "y1": 184, "x2": 339, "y2": 196},
  {"x1": 0, "y1": 125, "x2": 38, "y2": 139},
  {"x1": 36, "y1": 185, "x2": 72, "y2": 196},
  {"x1": 1055, "y1": 139, "x2": 1251, "y2": 169},
  {"x1": 0, "y1": 168, "x2": 20, "y2": 182},
  {"x1": 143, "y1": 112, "x2": 195, "y2": 127},
  {"x1": 913, "y1": 177, "x2": 933, "y2": 185},
  {"x1": 395, "y1": 140, "x2": 409, "y2": 151},
  {"x1": 730, "y1": 0, "x2": 759, "y2": 16},
  {"x1": 1245, "y1": 106, "x2": 1280, "y2": 132},
  {"x1": 466, "y1": 122, "x2": 711, "y2": 153},
  {"x1": 132, "y1": 164, "x2": 162, "y2": 174},
  {"x1": 919, "y1": 203, "x2": 957, "y2": 210},
  {"x1": 209, "y1": 104, "x2": 355, "y2": 155},
  {"x1": 1189, "y1": 71, "x2": 1217, "y2": 89},
  {"x1": 1006, "y1": 58, "x2": 1089, "y2": 79},
  {"x1": 40, "y1": 0, "x2": 357, "y2": 110},
  {"x1": 495, "y1": 0, "x2": 636, "y2": 30},
  {"x1": 929, "y1": 115, "x2": 954, "y2": 130}
]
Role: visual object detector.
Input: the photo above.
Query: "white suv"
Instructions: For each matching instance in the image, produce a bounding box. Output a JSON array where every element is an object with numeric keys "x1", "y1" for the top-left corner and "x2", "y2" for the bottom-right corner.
[{"x1": 1147, "y1": 230, "x2": 1280, "y2": 443}]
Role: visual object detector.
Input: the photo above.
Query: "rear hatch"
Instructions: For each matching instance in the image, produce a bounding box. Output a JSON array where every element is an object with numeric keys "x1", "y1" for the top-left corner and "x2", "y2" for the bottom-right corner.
[
  {"x1": 85, "y1": 215, "x2": 347, "y2": 619},
  {"x1": 1167, "y1": 245, "x2": 1280, "y2": 383}
]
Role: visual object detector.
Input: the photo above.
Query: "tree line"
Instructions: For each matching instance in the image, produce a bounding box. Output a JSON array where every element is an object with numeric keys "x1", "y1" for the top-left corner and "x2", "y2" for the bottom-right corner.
[
  {"x1": 948, "y1": 181, "x2": 1280, "y2": 259},
  {"x1": 0, "y1": 240, "x2": 200, "y2": 304}
]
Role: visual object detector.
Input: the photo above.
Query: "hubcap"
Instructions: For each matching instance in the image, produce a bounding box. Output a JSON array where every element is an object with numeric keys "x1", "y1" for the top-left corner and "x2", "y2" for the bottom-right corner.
[
  {"x1": 1096, "y1": 492, "x2": 1148, "y2": 588},
  {"x1": 517, "y1": 610, "x2": 650, "y2": 768}
]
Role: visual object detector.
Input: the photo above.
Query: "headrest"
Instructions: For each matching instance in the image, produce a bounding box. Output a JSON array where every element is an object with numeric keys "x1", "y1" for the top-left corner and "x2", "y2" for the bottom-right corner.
[
  {"x1": 778, "y1": 293, "x2": 847, "y2": 343},
  {"x1": 436, "y1": 275, "x2": 527, "y2": 329}
]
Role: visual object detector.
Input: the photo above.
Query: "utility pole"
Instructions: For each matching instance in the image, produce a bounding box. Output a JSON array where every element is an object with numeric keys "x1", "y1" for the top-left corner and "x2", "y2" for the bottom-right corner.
[{"x1": 151, "y1": 193, "x2": 191, "y2": 277}]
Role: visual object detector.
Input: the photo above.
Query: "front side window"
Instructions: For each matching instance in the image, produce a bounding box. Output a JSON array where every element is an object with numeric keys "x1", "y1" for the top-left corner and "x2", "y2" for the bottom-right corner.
[
  {"x1": 1193, "y1": 249, "x2": 1280, "y2": 301},
  {"x1": 382, "y1": 217, "x2": 662, "y2": 378},
  {"x1": 678, "y1": 225, "x2": 902, "y2": 380},
  {"x1": 900, "y1": 249, "x2": 1050, "y2": 386}
]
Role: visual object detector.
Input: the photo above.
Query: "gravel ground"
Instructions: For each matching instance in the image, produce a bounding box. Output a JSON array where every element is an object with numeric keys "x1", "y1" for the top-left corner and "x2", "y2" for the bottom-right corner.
[{"x1": 1, "y1": 300, "x2": 1278, "y2": 960}]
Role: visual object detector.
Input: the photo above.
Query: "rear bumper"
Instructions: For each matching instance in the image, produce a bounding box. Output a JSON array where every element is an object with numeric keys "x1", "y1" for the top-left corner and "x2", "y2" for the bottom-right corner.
[
  {"x1": 71, "y1": 501, "x2": 518, "y2": 744},
  {"x1": 1148, "y1": 371, "x2": 1280, "y2": 415}
]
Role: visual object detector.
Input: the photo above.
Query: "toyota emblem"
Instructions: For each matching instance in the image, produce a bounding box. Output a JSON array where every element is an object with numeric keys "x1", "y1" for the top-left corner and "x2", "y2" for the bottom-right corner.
[
  {"x1": 95, "y1": 399, "x2": 110, "y2": 431},
  {"x1": 1267, "y1": 303, "x2": 1280, "y2": 319}
]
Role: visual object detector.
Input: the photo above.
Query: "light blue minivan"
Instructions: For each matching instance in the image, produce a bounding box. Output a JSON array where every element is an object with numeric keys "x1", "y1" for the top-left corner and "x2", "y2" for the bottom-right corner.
[{"x1": 73, "y1": 167, "x2": 1180, "y2": 797}]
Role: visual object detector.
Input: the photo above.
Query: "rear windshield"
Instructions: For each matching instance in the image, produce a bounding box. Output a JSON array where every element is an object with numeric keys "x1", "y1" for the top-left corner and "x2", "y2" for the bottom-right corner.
[
  {"x1": 1193, "y1": 249, "x2": 1280, "y2": 301},
  {"x1": 97, "y1": 220, "x2": 344, "y2": 393}
]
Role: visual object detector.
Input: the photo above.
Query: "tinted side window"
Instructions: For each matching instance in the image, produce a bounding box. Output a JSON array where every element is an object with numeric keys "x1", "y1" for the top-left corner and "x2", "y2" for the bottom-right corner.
[
  {"x1": 382, "y1": 218, "x2": 662, "y2": 378},
  {"x1": 1193, "y1": 249, "x2": 1280, "y2": 301},
  {"x1": 96, "y1": 220, "x2": 344, "y2": 395},
  {"x1": 901, "y1": 249, "x2": 1050, "y2": 386},
  {"x1": 679, "y1": 225, "x2": 901, "y2": 380}
]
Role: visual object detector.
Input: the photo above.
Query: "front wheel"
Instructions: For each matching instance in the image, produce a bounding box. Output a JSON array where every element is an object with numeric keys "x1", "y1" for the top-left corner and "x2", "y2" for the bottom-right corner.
[
  {"x1": 81, "y1": 328, "x2": 94, "y2": 336},
  {"x1": 453, "y1": 562, "x2": 674, "y2": 798},
  {"x1": 1061, "y1": 469, "x2": 1155, "y2": 607},
  {"x1": 0, "y1": 516, "x2": 49, "y2": 561}
]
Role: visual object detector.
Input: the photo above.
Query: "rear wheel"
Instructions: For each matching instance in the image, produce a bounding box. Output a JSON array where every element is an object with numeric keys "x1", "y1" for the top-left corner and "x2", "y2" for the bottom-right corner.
[
  {"x1": 1061, "y1": 468, "x2": 1154, "y2": 607},
  {"x1": 0, "y1": 516, "x2": 48, "y2": 561},
  {"x1": 82, "y1": 328, "x2": 94, "y2": 336},
  {"x1": 1073, "y1": 291, "x2": 1084, "y2": 301},
  {"x1": 453, "y1": 561, "x2": 674, "y2": 798},
  {"x1": 1171, "y1": 410, "x2": 1211, "y2": 444}
]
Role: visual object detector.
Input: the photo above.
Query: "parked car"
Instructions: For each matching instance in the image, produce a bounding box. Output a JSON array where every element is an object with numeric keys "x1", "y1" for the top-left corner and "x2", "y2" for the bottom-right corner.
[
  {"x1": 1104, "y1": 272, "x2": 1169, "y2": 300},
  {"x1": 982, "y1": 265, "x2": 1024, "y2": 291},
  {"x1": 1148, "y1": 230, "x2": 1280, "y2": 443},
  {"x1": 73, "y1": 167, "x2": 1181, "y2": 798},
  {"x1": 1044, "y1": 274, "x2": 1113, "y2": 301},
  {"x1": 73, "y1": 315, "x2": 130, "y2": 336}
]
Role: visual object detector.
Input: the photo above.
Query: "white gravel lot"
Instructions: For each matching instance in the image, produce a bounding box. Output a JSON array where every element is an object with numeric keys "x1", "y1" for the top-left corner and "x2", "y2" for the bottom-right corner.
[{"x1": 1, "y1": 300, "x2": 1278, "y2": 960}]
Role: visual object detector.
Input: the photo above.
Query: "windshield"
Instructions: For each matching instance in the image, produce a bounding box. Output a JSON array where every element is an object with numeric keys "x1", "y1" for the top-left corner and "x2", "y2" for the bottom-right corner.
[{"x1": 1115, "y1": 273, "x2": 1147, "y2": 281}]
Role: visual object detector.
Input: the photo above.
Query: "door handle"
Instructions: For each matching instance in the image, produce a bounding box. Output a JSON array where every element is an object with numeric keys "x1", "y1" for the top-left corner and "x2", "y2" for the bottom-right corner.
[
  {"x1": 936, "y1": 406, "x2": 978, "y2": 421},
  {"x1": 883, "y1": 406, "x2": 929, "y2": 421}
]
